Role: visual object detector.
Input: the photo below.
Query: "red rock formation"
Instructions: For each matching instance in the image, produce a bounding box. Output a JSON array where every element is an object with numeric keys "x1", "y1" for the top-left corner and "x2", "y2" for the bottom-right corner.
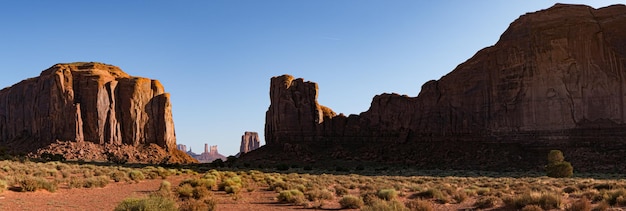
[
  {"x1": 189, "y1": 144, "x2": 226, "y2": 163},
  {"x1": 256, "y1": 4, "x2": 626, "y2": 172},
  {"x1": 240, "y1": 131, "x2": 261, "y2": 154},
  {"x1": 0, "y1": 62, "x2": 195, "y2": 163}
]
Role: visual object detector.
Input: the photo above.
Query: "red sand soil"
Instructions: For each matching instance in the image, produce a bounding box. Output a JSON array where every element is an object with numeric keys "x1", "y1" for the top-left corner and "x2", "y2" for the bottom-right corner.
[{"x1": 0, "y1": 175, "x2": 353, "y2": 211}]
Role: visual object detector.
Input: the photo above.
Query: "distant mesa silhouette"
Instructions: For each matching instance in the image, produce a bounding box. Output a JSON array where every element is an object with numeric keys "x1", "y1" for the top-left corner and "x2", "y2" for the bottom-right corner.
[{"x1": 180, "y1": 144, "x2": 226, "y2": 163}]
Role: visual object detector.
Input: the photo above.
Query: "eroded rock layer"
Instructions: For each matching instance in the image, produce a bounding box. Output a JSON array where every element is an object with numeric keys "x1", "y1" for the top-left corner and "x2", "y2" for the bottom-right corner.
[
  {"x1": 0, "y1": 62, "x2": 195, "y2": 163},
  {"x1": 255, "y1": 4, "x2": 626, "y2": 172}
]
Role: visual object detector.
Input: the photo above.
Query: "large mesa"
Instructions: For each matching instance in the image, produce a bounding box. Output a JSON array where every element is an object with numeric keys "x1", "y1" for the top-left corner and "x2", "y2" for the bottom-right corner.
[
  {"x1": 0, "y1": 62, "x2": 195, "y2": 163},
  {"x1": 247, "y1": 4, "x2": 626, "y2": 172}
]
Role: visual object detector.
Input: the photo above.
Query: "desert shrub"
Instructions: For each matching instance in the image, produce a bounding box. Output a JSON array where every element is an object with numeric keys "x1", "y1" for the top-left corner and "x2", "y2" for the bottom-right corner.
[
  {"x1": 362, "y1": 199, "x2": 408, "y2": 211},
  {"x1": 110, "y1": 170, "x2": 128, "y2": 182},
  {"x1": 268, "y1": 180, "x2": 291, "y2": 192},
  {"x1": 19, "y1": 176, "x2": 56, "y2": 192},
  {"x1": 178, "y1": 183, "x2": 195, "y2": 199},
  {"x1": 405, "y1": 199, "x2": 433, "y2": 211},
  {"x1": 411, "y1": 188, "x2": 447, "y2": 203},
  {"x1": 114, "y1": 195, "x2": 176, "y2": 211},
  {"x1": 547, "y1": 162, "x2": 574, "y2": 178},
  {"x1": 219, "y1": 176, "x2": 242, "y2": 194},
  {"x1": 277, "y1": 189, "x2": 306, "y2": 205},
  {"x1": 474, "y1": 196, "x2": 500, "y2": 209},
  {"x1": 504, "y1": 192, "x2": 562, "y2": 210},
  {"x1": 452, "y1": 191, "x2": 468, "y2": 203},
  {"x1": 339, "y1": 195, "x2": 364, "y2": 209},
  {"x1": 84, "y1": 176, "x2": 109, "y2": 188},
  {"x1": 180, "y1": 178, "x2": 216, "y2": 190},
  {"x1": 193, "y1": 186, "x2": 212, "y2": 200},
  {"x1": 128, "y1": 170, "x2": 145, "y2": 182},
  {"x1": 546, "y1": 150, "x2": 573, "y2": 178},
  {"x1": 179, "y1": 198, "x2": 217, "y2": 211},
  {"x1": 566, "y1": 198, "x2": 591, "y2": 211},
  {"x1": 377, "y1": 188, "x2": 398, "y2": 201},
  {"x1": 604, "y1": 188, "x2": 626, "y2": 206},
  {"x1": 335, "y1": 186, "x2": 348, "y2": 196},
  {"x1": 159, "y1": 180, "x2": 171, "y2": 192},
  {"x1": 521, "y1": 205, "x2": 544, "y2": 211},
  {"x1": 0, "y1": 180, "x2": 6, "y2": 193},
  {"x1": 306, "y1": 189, "x2": 334, "y2": 201}
]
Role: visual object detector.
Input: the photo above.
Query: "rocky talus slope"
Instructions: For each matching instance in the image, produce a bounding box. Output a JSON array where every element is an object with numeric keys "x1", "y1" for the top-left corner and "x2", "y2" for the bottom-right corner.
[{"x1": 0, "y1": 62, "x2": 195, "y2": 163}]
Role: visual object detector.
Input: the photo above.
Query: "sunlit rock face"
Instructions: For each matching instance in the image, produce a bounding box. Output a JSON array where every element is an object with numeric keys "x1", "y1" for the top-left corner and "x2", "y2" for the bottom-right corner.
[
  {"x1": 0, "y1": 62, "x2": 194, "y2": 163},
  {"x1": 257, "y1": 4, "x2": 626, "y2": 172}
]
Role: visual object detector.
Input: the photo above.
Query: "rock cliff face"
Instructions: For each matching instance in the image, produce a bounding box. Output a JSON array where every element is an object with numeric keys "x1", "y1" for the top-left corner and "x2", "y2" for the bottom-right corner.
[
  {"x1": 0, "y1": 62, "x2": 195, "y2": 163},
  {"x1": 240, "y1": 131, "x2": 261, "y2": 154},
  {"x1": 255, "y1": 4, "x2": 626, "y2": 172}
]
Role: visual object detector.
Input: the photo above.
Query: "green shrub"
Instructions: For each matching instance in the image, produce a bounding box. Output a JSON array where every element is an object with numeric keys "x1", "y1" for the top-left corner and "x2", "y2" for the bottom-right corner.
[
  {"x1": 547, "y1": 162, "x2": 573, "y2": 178},
  {"x1": 339, "y1": 195, "x2": 364, "y2": 209},
  {"x1": 377, "y1": 188, "x2": 398, "y2": 201},
  {"x1": 405, "y1": 199, "x2": 433, "y2": 211},
  {"x1": 277, "y1": 189, "x2": 306, "y2": 205},
  {"x1": 546, "y1": 150, "x2": 573, "y2": 178},
  {"x1": 114, "y1": 195, "x2": 176, "y2": 211}
]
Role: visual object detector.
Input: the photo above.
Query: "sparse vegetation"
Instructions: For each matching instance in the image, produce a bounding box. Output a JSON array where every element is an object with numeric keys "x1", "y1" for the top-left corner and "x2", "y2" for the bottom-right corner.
[
  {"x1": 0, "y1": 159, "x2": 626, "y2": 210},
  {"x1": 339, "y1": 195, "x2": 364, "y2": 209},
  {"x1": 114, "y1": 195, "x2": 177, "y2": 211}
]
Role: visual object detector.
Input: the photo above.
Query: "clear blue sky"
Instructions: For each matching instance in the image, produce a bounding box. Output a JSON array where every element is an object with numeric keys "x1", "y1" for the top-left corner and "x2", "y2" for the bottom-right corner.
[{"x1": 0, "y1": 1, "x2": 620, "y2": 156}]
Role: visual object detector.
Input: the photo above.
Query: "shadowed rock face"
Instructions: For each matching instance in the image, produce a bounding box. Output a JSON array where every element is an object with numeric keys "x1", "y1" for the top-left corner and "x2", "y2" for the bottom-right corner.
[
  {"x1": 257, "y1": 4, "x2": 626, "y2": 172},
  {"x1": 0, "y1": 62, "x2": 191, "y2": 163}
]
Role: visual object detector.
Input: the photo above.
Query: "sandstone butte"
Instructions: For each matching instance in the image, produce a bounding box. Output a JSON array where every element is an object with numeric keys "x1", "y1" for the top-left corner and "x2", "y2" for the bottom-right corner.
[
  {"x1": 241, "y1": 4, "x2": 626, "y2": 172},
  {"x1": 240, "y1": 131, "x2": 261, "y2": 155},
  {"x1": 0, "y1": 62, "x2": 195, "y2": 164}
]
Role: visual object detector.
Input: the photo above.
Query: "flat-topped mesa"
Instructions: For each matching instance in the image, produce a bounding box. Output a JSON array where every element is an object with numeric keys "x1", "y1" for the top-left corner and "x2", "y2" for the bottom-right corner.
[
  {"x1": 0, "y1": 62, "x2": 190, "y2": 163},
  {"x1": 258, "y1": 4, "x2": 626, "y2": 171}
]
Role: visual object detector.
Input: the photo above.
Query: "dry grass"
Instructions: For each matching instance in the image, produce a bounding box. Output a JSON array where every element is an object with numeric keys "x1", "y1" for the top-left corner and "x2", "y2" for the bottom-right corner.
[{"x1": 2, "y1": 159, "x2": 626, "y2": 210}]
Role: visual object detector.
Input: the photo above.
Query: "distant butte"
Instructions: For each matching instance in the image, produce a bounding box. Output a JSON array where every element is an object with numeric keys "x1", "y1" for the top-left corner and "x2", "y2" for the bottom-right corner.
[{"x1": 240, "y1": 4, "x2": 626, "y2": 172}]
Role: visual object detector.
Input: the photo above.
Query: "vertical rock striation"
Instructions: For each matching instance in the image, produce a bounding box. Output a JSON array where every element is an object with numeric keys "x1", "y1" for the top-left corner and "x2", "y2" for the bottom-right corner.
[
  {"x1": 258, "y1": 4, "x2": 626, "y2": 171},
  {"x1": 240, "y1": 131, "x2": 261, "y2": 154},
  {"x1": 0, "y1": 62, "x2": 191, "y2": 163}
]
